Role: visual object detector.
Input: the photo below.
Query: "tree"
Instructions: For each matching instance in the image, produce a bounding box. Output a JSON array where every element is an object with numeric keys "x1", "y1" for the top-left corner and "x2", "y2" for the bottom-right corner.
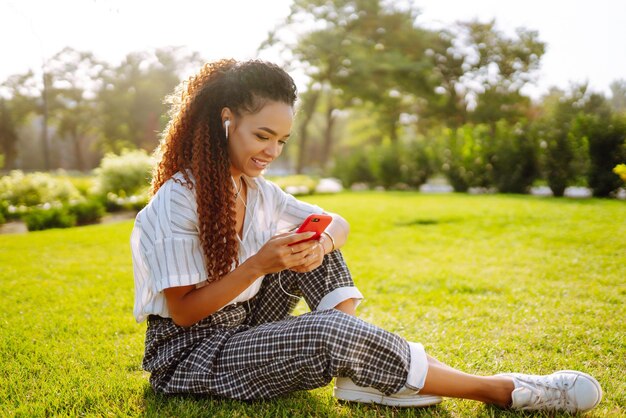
[
  {"x1": 609, "y1": 80, "x2": 626, "y2": 115},
  {"x1": 0, "y1": 46, "x2": 207, "y2": 170},
  {"x1": 263, "y1": 1, "x2": 549, "y2": 182},
  {"x1": 537, "y1": 86, "x2": 586, "y2": 196},
  {"x1": 440, "y1": 123, "x2": 492, "y2": 192},
  {"x1": 536, "y1": 85, "x2": 617, "y2": 196},
  {"x1": 490, "y1": 120, "x2": 539, "y2": 193},
  {"x1": 575, "y1": 111, "x2": 626, "y2": 197},
  {"x1": 418, "y1": 29, "x2": 467, "y2": 129},
  {"x1": 98, "y1": 47, "x2": 203, "y2": 153},
  {"x1": 0, "y1": 99, "x2": 18, "y2": 170},
  {"x1": 278, "y1": 2, "x2": 356, "y2": 169},
  {"x1": 46, "y1": 47, "x2": 105, "y2": 170},
  {"x1": 0, "y1": 71, "x2": 39, "y2": 169},
  {"x1": 324, "y1": 3, "x2": 440, "y2": 142},
  {"x1": 293, "y1": 85, "x2": 321, "y2": 174},
  {"x1": 263, "y1": 0, "x2": 443, "y2": 170},
  {"x1": 452, "y1": 20, "x2": 545, "y2": 126}
]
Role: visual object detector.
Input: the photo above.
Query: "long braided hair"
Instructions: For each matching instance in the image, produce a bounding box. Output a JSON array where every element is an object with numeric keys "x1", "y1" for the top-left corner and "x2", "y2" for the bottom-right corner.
[{"x1": 151, "y1": 59, "x2": 297, "y2": 282}]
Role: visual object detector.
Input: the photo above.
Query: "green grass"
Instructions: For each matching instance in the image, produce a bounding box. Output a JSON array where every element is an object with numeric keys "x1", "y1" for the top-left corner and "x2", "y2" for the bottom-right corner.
[{"x1": 1, "y1": 192, "x2": 624, "y2": 417}]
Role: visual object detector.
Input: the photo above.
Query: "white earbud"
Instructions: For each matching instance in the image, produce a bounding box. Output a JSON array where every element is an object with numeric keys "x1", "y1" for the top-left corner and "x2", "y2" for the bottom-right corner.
[{"x1": 224, "y1": 120, "x2": 230, "y2": 139}]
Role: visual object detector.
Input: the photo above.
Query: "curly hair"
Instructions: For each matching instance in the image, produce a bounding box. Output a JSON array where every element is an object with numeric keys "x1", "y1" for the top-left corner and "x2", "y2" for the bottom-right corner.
[{"x1": 151, "y1": 59, "x2": 297, "y2": 282}]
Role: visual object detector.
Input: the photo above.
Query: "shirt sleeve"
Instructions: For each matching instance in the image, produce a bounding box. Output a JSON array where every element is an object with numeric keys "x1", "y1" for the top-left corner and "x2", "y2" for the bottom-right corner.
[
  {"x1": 266, "y1": 180, "x2": 325, "y2": 232},
  {"x1": 147, "y1": 181, "x2": 209, "y2": 293}
]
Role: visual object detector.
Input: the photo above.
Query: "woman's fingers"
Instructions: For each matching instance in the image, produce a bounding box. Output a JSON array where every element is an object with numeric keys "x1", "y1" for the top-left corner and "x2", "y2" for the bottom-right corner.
[
  {"x1": 287, "y1": 236, "x2": 318, "y2": 254},
  {"x1": 289, "y1": 241, "x2": 324, "y2": 272},
  {"x1": 280, "y1": 231, "x2": 316, "y2": 246},
  {"x1": 258, "y1": 232, "x2": 323, "y2": 273}
]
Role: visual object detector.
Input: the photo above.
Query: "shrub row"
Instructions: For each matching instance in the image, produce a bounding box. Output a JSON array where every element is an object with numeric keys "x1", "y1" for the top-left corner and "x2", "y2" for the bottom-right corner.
[
  {"x1": 1, "y1": 149, "x2": 153, "y2": 230},
  {"x1": 332, "y1": 139, "x2": 437, "y2": 191},
  {"x1": 333, "y1": 117, "x2": 625, "y2": 197},
  {"x1": 21, "y1": 200, "x2": 106, "y2": 231},
  {"x1": 3, "y1": 197, "x2": 107, "y2": 231}
]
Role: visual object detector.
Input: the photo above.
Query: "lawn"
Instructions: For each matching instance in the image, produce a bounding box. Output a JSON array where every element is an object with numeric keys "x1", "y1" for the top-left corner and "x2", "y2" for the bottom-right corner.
[{"x1": 1, "y1": 192, "x2": 624, "y2": 417}]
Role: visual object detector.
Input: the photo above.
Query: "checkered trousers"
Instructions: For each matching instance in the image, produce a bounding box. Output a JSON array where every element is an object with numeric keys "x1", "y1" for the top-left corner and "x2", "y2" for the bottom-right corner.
[{"x1": 142, "y1": 250, "x2": 412, "y2": 400}]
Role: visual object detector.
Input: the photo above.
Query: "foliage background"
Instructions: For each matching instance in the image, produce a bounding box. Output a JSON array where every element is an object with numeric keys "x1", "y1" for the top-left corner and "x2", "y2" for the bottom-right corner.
[{"x1": 1, "y1": 0, "x2": 625, "y2": 198}]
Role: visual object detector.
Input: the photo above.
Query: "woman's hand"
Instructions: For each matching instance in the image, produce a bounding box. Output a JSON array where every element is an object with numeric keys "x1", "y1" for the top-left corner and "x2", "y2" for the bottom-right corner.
[
  {"x1": 246, "y1": 231, "x2": 319, "y2": 275},
  {"x1": 289, "y1": 239, "x2": 325, "y2": 273}
]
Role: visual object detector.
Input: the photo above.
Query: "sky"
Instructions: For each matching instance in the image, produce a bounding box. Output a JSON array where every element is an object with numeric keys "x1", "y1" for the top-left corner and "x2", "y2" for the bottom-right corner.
[{"x1": 1, "y1": 0, "x2": 624, "y2": 100}]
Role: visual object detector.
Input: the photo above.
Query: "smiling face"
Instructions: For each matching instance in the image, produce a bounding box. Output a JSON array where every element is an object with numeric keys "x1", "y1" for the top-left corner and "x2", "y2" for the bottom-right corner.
[{"x1": 224, "y1": 100, "x2": 294, "y2": 178}]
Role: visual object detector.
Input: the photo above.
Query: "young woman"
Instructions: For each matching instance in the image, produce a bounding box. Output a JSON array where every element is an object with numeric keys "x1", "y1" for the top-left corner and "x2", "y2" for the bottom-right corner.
[{"x1": 131, "y1": 59, "x2": 602, "y2": 413}]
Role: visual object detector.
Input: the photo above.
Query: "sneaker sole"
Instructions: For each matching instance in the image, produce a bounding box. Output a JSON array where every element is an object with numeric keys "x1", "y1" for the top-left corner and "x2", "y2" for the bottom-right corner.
[{"x1": 333, "y1": 386, "x2": 443, "y2": 407}]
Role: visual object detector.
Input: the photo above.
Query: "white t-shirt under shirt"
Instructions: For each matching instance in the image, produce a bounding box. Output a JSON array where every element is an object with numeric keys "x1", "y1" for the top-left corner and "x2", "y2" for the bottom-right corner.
[{"x1": 131, "y1": 172, "x2": 362, "y2": 323}]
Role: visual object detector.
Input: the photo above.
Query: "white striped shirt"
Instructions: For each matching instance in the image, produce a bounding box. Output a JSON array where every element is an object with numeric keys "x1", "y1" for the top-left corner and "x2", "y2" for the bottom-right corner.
[{"x1": 131, "y1": 172, "x2": 325, "y2": 323}]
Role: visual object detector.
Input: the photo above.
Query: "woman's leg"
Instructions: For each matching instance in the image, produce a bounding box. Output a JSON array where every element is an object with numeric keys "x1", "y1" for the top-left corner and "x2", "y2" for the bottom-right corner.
[
  {"x1": 209, "y1": 309, "x2": 414, "y2": 400},
  {"x1": 333, "y1": 297, "x2": 358, "y2": 315},
  {"x1": 246, "y1": 250, "x2": 362, "y2": 326},
  {"x1": 422, "y1": 357, "x2": 603, "y2": 413},
  {"x1": 245, "y1": 251, "x2": 600, "y2": 412},
  {"x1": 420, "y1": 356, "x2": 513, "y2": 407}
]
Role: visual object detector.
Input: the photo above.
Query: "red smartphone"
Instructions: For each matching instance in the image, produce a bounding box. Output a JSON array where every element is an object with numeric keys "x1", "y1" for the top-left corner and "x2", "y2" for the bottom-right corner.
[{"x1": 289, "y1": 214, "x2": 332, "y2": 245}]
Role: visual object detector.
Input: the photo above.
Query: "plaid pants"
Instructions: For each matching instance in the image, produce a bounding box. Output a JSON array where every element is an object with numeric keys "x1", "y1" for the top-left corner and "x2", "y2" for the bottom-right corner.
[{"x1": 143, "y1": 250, "x2": 413, "y2": 400}]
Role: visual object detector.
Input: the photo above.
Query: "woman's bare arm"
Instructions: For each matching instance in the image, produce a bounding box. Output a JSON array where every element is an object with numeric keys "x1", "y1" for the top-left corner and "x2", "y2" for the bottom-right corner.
[{"x1": 164, "y1": 231, "x2": 317, "y2": 327}]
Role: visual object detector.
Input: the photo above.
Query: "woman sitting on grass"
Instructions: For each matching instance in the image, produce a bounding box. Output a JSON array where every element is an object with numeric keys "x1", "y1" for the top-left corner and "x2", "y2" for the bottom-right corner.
[{"x1": 130, "y1": 59, "x2": 602, "y2": 413}]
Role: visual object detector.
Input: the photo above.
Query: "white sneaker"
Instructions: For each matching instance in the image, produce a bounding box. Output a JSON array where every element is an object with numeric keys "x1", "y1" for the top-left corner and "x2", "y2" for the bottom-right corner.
[
  {"x1": 333, "y1": 377, "x2": 443, "y2": 407},
  {"x1": 500, "y1": 370, "x2": 602, "y2": 413}
]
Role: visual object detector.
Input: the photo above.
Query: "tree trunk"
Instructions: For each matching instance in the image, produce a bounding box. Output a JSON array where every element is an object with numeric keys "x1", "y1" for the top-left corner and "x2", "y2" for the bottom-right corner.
[
  {"x1": 72, "y1": 128, "x2": 84, "y2": 172},
  {"x1": 0, "y1": 99, "x2": 18, "y2": 170},
  {"x1": 389, "y1": 119, "x2": 398, "y2": 143},
  {"x1": 320, "y1": 96, "x2": 336, "y2": 172},
  {"x1": 41, "y1": 72, "x2": 51, "y2": 171},
  {"x1": 296, "y1": 90, "x2": 320, "y2": 174}
]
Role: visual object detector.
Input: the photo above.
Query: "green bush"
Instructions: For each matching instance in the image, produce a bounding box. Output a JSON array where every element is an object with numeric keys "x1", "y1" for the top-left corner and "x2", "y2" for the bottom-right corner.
[
  {"x1": 64, "y1": 175, "x2": 95, "y2": 197},
  {"x1": 402, "y1": 139, "x2": 438, "y2": 189},
  {"x1": 332, "y1": 147, "x2": 376, "y2": 188},
  {"x1": 22, "y1": 206, "x2": 76, "y2": 231},
  {"x1": 0, "y1": 170, "x2": 82, "y2": 207},
  {"x1": 580, "y1": 114, "x2": 626, "y2": 197},
  {"x1": 93, "y1": 149, "x2": 154, "y2": 197},
  {"x1": 0, "y1": 200, "x2": 9, "y2": 223},
  {"x1": 440, "y1": 124, "x2": 492, "y2": 192},
  {"x1": 332, "y1": 140, "x2": 436, "y2": 190},
  {"x1": 537, "y1": 94, "x2": 589, "y2": 197},
  {"x1": 371, "y1": 143, "x2": 404, "y2": 189},
  {"x1": 491, "y1": 121, "x2": 539, "y2": 193},
  {"x1": 101, "y1": 187, "x2": 150, "y2": 212},
  {"x1": 68, "y1": 199, "x2": 106, "y2": 226}
]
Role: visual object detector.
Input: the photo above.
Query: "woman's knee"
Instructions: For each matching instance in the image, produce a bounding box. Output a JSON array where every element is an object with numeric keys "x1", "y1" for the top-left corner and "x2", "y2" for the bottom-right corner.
[
  {"x1": 297, "y1": 309, "x2": 384, "y2": 354},
  {"x1": 298, "y1": 310, "x2": 358, "y2": 343}
]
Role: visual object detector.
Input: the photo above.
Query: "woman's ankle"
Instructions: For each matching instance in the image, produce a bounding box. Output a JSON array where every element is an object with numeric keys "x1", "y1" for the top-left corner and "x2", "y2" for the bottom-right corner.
[{"x1": 486, "y1": 376, "x2": 514, "y2": 408}]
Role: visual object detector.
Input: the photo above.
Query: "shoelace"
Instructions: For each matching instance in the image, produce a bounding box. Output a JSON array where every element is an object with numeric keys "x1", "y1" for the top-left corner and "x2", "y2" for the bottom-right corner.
[{"x1": 517, "y1": 374, "x2": 576, "y2": 412}]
